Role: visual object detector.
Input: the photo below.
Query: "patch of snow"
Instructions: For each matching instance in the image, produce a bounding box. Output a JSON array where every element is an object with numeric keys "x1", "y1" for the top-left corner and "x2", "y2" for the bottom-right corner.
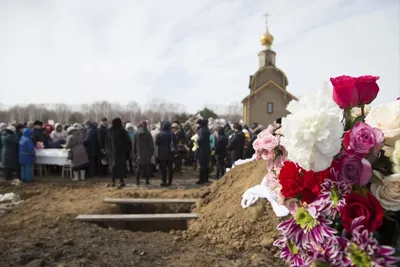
[{"x1": 0, "y1": 193, "x2": 23, "y2": 214}]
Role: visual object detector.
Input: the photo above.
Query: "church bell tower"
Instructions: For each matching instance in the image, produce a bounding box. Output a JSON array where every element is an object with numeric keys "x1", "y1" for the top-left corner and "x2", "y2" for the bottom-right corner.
[{"x1": 258, "y1": 14, "x2": 276, "y2": 68}]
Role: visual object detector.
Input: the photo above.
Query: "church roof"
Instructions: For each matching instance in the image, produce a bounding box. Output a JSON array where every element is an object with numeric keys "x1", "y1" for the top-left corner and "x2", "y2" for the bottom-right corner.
[
  {"x1": 250, "y1": 65, "x2": 289, "y2": 88},
  {"x1": 241, "y1": 80, "x2": 298, "y2": 103}
]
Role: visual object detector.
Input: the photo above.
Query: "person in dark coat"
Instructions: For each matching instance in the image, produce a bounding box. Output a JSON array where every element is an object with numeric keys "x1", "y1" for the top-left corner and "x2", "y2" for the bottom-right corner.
[
  {"x1": 106, "y1": 118, "x2": 130, "y2": 187},
  {"x1": 0, "y1": 123, "x2": 6, "y2": 171},
  {"x1": 133, "y1": 120, "x2": 154, "y2": 185},
  {"x1": 84, "y1": 121, "x2": 99, "y2": 177},
  {"x1": 196, "y1": 119, "x2": 211, "y2": 184},
  {"x1": 214, "y1": 126, "x2": 228, "y2": 179},
  {"x1": 32, "y1": 120, "x2": 49, "y2": 148},
  {"x1": 227, "y1": 123, "x2": 245, "y2": 166},
  {"x1": 97, "y1": 117, "x2": 109, "y2": 176},
  {"x1": 247, "y1": 126, "x2": 263, "y2": 158},
  {"x1": 1, "y1": 126, "x2": 18, "y2": 180},
  {"x1": 224, "y1": 123, "x2": 233, "y2": 138},
  {"x1": 15, "y1": 123, "x2": 25, "y2": 139},
  {"x1": 155, "y1": 121, "x2": 178, "y2": 186},
  {"x1": 183, "y1": 123, "x2": 195, "y2": 166}
]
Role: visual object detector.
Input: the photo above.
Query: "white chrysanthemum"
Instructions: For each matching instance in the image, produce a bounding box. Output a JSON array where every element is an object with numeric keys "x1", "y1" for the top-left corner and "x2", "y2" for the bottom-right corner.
[{"x1": 280, "y1": 83, "x2": 344, "y2": 171}]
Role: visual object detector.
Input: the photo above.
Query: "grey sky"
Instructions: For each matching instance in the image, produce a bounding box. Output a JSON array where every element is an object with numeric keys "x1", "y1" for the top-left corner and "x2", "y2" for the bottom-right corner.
[{"x1": 0, "y1": 0, "x2": 399, "y2": 112}]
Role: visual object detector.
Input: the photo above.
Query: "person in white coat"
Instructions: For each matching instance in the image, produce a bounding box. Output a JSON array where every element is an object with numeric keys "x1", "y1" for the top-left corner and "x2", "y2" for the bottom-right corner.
[
  {"x1": 50, "y1": 123, "x2": 67, "y2": 141},
  {"x1": 150, "y1": 123, "x2": 160, "y2": 174}
]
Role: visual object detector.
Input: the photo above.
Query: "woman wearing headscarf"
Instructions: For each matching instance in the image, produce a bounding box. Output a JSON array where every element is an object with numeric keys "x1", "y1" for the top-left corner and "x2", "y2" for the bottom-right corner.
[
  {"x1": 1, "y1": 126, "x2": 18, "y2": 180},
  {"x1": 133, "y1": 120, "x2": 154, "y2": 185},
  {"x1": 50, "y1": 123, "x2": 67, "y2": 141},
  {"x1": 43, "y1": 124, "x2": 54, "y2": 138},
  {"x1": 66, "y1": 127, "x2": 89, "y2": 181},
  {"x1": 106, "y1": 118, "x2": 131, "y2": 187}
]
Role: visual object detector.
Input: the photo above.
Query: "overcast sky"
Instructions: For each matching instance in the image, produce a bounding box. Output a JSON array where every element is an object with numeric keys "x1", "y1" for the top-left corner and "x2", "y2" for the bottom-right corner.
[{"x1": 0, "y1": 0, "x2": 399, "y2": 112}]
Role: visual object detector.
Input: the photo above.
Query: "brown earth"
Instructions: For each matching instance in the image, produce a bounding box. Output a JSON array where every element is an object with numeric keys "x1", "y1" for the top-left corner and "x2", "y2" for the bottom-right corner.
[{"x1": 0, "y1": 161, "x2": 284, "y2": 267}]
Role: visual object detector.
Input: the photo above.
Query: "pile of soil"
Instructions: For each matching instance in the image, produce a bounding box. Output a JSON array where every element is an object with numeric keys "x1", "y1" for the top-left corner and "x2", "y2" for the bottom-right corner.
[
  {"x1": 0, "y1": 162, "x2": 286, "y2": 266},
  {"x1": 0, "y1": 179, "x2": 229, "y2": 267},
  {"x1": 184, "y1": 160, "x2": 285, "y2": 266}
]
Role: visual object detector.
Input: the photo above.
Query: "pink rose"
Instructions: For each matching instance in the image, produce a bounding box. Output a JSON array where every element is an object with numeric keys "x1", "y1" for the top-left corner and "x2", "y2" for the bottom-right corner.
[
  {"x1": 330, "y1": 75, "x2": 358, "y2": 109},
  {"x1": 252, "y1": 139, "x2": 261, "y2": 151},
  {"x1": 356, "y1": 75, "x2": 380, "y2": 105},
  {"x1": 338, "y1": 150, "x2": 372, "y2": 186},
  {"x1": 343, "y1": 121, "x2": 384, "y2": 155},
  {"x1": 260, "y1": 134, "x2": 279, "y2": 151}
]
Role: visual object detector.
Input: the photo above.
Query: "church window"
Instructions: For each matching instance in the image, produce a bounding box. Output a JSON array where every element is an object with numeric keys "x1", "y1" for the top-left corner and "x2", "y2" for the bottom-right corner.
[{"x1": 267, "y1": 102, "x2": 273, "y2": 114}]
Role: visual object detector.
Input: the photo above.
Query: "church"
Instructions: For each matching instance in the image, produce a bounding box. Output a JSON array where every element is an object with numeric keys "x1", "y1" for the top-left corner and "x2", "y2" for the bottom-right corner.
[{"x1": 242, "y1": 20, "x2": 297, "y2": 127}]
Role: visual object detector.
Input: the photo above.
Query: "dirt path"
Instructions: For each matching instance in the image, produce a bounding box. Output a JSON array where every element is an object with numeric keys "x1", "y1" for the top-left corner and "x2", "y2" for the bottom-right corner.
[{"x1": 0, "y1": 168, "x2": 276, "y2": 267}]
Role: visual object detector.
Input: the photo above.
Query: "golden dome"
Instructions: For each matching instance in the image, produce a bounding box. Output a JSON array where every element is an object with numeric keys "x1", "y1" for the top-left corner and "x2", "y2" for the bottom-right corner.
[{"x1": 260, "y1": 27, "x2": 274, "y2": 47}]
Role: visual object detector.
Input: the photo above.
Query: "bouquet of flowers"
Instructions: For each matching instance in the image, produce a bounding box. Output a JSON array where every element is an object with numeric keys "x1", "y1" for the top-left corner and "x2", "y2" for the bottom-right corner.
[{"x1": 249, "y1": 75, "x2": 400, "y2": 266}]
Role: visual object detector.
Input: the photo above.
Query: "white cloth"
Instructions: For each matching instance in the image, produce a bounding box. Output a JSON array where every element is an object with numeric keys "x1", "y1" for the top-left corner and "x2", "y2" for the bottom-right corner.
[
  {"x1": 241, "y1": 184, "x2": 289, "y2": 217},
  {"x1": 35, "y1": 148, "x2": 71, "y2": 166}
]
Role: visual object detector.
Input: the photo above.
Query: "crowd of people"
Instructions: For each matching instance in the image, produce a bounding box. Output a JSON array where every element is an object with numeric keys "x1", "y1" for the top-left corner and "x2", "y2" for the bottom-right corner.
[{"x1": 0, "y1": 116, "x2": 270, "y2": 188}]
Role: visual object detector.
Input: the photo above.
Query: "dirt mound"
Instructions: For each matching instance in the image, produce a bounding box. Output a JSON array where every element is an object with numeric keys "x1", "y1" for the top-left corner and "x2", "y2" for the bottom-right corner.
[{"x1": 185, "y1": 160, "x2": 285, "y2": 266}]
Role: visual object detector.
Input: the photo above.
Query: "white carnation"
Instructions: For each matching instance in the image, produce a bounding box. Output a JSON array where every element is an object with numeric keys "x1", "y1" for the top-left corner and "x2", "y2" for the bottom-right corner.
[{"x1": 280, "y1": 83, "x2": 344, "y2": 172}]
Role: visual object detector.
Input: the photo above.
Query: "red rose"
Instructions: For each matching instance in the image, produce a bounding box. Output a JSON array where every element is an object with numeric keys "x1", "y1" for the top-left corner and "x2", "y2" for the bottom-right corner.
[
  {"x1": 330, "y1": 75, "x2": 358, "y2": 109},
  {"x1": 356, "y1": 75, "x2": 380, "y2": 105},
  {"x1": 339, "y1": 193, "x2": 383, "y2": 233},
  {"x1": 343, "y1": 130, "x2": 350, "y2": 149},
  {"x1": 279, "y1": 161, "x2": 330, "y2": 204}
]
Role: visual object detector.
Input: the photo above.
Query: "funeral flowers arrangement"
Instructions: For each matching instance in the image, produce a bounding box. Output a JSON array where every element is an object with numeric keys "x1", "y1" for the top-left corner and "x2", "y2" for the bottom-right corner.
[{"x1": 248, "y1": 75, "x2": 400, "y2": 266}]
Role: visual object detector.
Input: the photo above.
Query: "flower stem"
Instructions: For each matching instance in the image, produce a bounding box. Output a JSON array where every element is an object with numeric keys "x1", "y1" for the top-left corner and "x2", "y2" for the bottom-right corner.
[
  {"x1": 361, "y1": 105, "x2": 365, "y2": 121},
  {"x1": 344, "y1": 109, "x2": 353, "y2": 131}
]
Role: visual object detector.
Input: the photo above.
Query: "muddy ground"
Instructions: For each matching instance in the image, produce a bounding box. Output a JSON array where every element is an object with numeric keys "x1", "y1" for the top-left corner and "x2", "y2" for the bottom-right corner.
[{"x1": 0, "y1": 166, "x2": 280, "y2": 267}]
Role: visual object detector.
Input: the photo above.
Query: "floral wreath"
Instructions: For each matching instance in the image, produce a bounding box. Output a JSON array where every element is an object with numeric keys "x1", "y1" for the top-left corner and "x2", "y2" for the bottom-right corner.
[{"x1": 244, "y1": 75, "x2": 400, "y2": 266}]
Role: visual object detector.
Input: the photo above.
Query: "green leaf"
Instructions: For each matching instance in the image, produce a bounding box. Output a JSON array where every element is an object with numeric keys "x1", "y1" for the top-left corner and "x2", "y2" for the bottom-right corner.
[
  {"x1": 353, "y1": 115, "x2": 365, "y2": 125},
  {"x1": 373, "y1": 152, "x2": 393, "y2": 174},
  {"x1": 370, "y1": 171, "x2": 385, "y2": 186}
]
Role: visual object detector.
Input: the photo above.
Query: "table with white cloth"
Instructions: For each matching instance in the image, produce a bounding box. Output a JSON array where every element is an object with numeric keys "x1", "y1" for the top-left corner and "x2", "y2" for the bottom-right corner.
[{"x1": 35, "y1": 148, "x2": 71, "y2": 166}]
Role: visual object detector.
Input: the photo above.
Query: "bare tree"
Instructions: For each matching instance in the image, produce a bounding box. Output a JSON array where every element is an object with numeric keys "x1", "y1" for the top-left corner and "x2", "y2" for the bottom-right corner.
[
  {"x1": 90, "y1": 102, "x2": 103, "y2": 122},
  {"x1": 146, "y1": 98, "x2": 164, "y2": 125},
  {"x1": 100, "y1": 101, "x2": 112, "y2": 119},
  {"x1": 126, "y1": 100, "x2": 140, "y2": 123},
  {"x1": 26, "y1": 104, "x2": 37, "y2": 122},
  {"x1": 225, "y1": 102, "x2": 242, "y2": 123},
  {"x1": 54, "y1": 104, "x2": 64, "y2": 123},
  {"x1": 81, "y1": 104, "x2": 91, "y2": 120},
  {"x1": 0, "y1": 98, "x2": 242, "y2": 126}
]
